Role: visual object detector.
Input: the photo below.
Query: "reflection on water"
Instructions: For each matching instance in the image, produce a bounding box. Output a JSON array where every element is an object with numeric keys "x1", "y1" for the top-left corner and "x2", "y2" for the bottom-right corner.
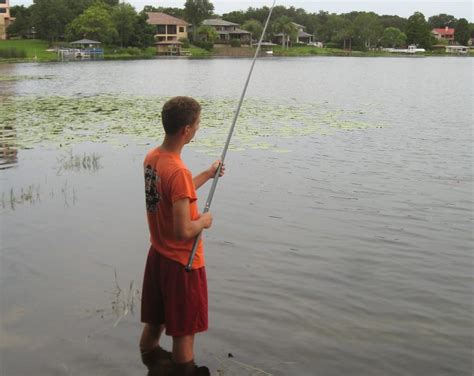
[
  {"x1": 0, "y1": 180, "x2": 77, "y2": 210},
  {"x1": 0, "y1": 134, "x2": 18, "y2": 170},
  {"x1": 56, "y1": 151, "x2": 102, "y2": 174}
]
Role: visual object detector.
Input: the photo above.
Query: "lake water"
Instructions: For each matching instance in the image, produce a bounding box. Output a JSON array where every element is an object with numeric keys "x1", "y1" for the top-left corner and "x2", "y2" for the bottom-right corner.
[{"x1": 0, "y1": 57, "x2": 472, "y2": 376}]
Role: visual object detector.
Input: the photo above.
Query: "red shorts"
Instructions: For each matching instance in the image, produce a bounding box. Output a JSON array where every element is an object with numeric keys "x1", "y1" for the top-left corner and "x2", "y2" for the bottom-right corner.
[{"x1": 141, "y1": 247, "x2": 208, "y2": 337}]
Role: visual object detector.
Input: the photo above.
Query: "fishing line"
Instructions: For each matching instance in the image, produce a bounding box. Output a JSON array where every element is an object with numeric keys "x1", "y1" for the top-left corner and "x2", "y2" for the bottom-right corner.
[{"x1": 185, "y1": 1, "x2": 277, "y2": 271}]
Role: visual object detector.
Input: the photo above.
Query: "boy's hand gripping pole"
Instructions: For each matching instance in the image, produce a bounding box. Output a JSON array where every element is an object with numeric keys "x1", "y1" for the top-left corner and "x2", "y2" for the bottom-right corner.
[{"x1": 185, "y1": 1, "x2": 276, "y2": 272}]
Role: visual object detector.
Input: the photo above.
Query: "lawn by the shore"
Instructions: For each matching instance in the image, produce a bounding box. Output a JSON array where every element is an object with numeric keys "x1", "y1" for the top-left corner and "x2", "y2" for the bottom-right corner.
[
  {"x1": 0, "y1": 39, "x2": 212, "y2": 62},
  {"x1": 0, "y1": 39, "x2": 57, "y2": 62}
]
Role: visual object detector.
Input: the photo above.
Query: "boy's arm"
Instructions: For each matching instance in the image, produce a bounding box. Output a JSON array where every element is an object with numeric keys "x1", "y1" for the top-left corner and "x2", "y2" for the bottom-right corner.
[
  {"x1": 173, "y1": 198, "x2": 212, "y2": 240},
  {"x1": 193, "y1": 160, "x2": 225, "y2": 190}
]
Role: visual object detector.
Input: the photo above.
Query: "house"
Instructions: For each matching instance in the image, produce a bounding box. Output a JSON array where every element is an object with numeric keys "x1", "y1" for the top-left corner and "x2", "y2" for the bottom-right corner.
[
  {"x1": 273, "y1": 22, "x2": 313, "y2": 46},
  {"x1": 197, "y1": 19, "x2": 251, "y2": 45},
  {"x1": 431, "y1": 27, "x2": 455, "y2": 45},
  {"x1": 0, "y1": 0, "x2": 13, "y2": 40},
  {"x1": 294, "y1": 23, "x2": 313, "y2": 44},
  {"x1": 146, "y1": 12, "x2": 189, "y2": 42}
]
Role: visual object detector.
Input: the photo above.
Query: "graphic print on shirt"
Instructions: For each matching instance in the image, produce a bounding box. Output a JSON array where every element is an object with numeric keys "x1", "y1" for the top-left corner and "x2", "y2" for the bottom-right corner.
[{"x1": 145, "y1": 165, "x2": 160, "y2": 213}]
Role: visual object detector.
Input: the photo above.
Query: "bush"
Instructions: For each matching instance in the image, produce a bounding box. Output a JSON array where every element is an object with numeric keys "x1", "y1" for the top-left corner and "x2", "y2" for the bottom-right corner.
[
  {"x1": 125, "y1": 47, "x2": 141, "y2": 55},
  {"x1": 0, "y1": 47, "x2": 27, "y2": 58},
  {"x1": 230, "y1": 39, "x2": 241, "y2": 47},
  {"x1": 193, "y1": 41, "x2": 213, "y2": 51},
  {"x1": 293, "y1": 43, "x2": 307, "y2": 48},
  {"x1": 324, "y1": 42, "x2": 341, "y2": 49},
  {"x1": 179, "y1": 38, "x2": 190, "y2": 48}
]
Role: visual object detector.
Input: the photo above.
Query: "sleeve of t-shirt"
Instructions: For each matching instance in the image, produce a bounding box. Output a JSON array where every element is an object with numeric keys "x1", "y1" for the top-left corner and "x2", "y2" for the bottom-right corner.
[{"x1": 170, "y1": 168, "x2": 197, "y2": 203}]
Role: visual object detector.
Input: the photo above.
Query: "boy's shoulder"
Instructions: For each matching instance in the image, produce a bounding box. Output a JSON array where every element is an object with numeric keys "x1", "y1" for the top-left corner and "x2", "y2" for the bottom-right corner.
[{"x1": 144, "y1": 149, "x2": 189, "y2": 177}]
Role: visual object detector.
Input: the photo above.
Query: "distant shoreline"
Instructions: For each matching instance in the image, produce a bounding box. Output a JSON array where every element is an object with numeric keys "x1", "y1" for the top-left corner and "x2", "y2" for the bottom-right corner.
[{"x1": 1, "y1": 39, "x2": 472, "y2": 64}]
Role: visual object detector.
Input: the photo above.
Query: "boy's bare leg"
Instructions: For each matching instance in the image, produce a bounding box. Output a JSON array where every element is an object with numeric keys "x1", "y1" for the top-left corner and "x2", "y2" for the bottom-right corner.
[
  {"x1": 140, "y1": 324, "x2": 173, "y2": 372},
  {"x1": 172, "y1": 335, "x2": 195, "y2": 363},
  {"x1": 140, "y1": 323, "x2": 165, "y2": 351}
]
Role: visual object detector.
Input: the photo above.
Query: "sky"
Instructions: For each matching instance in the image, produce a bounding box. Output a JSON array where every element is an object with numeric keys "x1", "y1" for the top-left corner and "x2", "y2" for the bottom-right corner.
[{"x1": 10, "y1": 1, "x2": 474, "y2": 22}]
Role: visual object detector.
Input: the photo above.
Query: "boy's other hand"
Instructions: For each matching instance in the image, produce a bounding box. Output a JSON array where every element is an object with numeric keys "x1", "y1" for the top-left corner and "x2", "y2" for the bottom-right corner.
[
  {"x1": 208, "y1": 160, "x2": 225, "y2": 179},
  {"x1": 200, "y1": 212, "x2": 213, "y2": 229}
]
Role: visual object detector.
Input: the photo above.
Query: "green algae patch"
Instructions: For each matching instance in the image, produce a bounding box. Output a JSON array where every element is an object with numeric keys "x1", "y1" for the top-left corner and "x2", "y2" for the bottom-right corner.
[
  {"x1": 0, "y1": 75, "x2": 55, "y2": 82},
  {"x1": 0, "y1": 94, "x2": 381, "y2": 153}
]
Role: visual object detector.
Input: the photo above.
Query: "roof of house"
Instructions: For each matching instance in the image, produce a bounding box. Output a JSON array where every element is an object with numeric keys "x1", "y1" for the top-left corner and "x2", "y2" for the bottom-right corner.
[
  {"x1": 229, "y1": 28, "x2": 251, "y2": 34},
  {"x1": 213, "y1": 29, "x2": 251, "y2": 36},
  {"x1": 71, "y1": 39, "x2": 101, "y2": 45},
  {"x1": 155, "y1": 41, "x2": 183, "y2": 45},
  {"x1": 298, "y1": 31, "x2": 312, "y2": 37},
  {"x1": 432, "y1": 28, "x2": 455, "y2": 36},
  {"x1": 146, "y1": 12, "x2": 188, "y2": 26},
  {"x1": 202, "y1": 19, "x2": 239, "y2": 27}
]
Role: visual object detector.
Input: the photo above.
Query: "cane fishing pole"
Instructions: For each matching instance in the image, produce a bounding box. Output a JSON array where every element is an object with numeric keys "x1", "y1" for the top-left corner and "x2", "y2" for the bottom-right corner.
[{"x1": 185, "y1": 1, "x2": 277, "y2": 272}]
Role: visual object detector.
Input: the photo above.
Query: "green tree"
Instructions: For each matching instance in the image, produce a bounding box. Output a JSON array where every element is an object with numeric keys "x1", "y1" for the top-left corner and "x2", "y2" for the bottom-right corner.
[
  {"x1": 63, "y1": 0, "x2": 94, "y2": 20},
  {"x1": 326, "y1": 14, "x2": 354, "y2": 49},
  {"x1": 318, "y1": 13, "x2": 350, "y2": 43},
  {"x1": 454, "y1": 18, "x2": 470, "y2": 45},
  {"x1": 273, "y1": 16, "x2": 297, "y2": 48},
  {"x1": 428, "y1": 13, "x2": 457, "y2": 29},
  {"x1": 221, "y1": 10, "x2": 246, "y2": 25},
  {"x1": 7, "y1": 5, "x2": 32, "y2": 38},
  {"x1": 352, "y1": 12, "x2": 382, "y2": 49},
  {"x1": 245, "y1": 6, "x2": 273, "y2": 25},
  {"x1": 379, "y1": 15, "x2": 407, "y2": 32},
  {"x1": 112, "y1": 3, "x2": 137, "y2": 47},
  {"x1": 312, "y1": 11, "x2": 330, "y2": 42},
  {"x1": 30, "y1": 0, "x2": 71, "y2": 43},
  {"x1": 334, "y1": 18, "x2": 354, "y2": 50},
  {"x1": 406, "y1": 12, "x2": 432, "y2": 49},
  {"x1": 196, "y1": 24, "x2": 217, "y2": 42},
  {"x1": 381, "y1": 27, "x2": 407, "y2": 47},
  {"x1": 66, "y1": 2, "x2": 118, "y2": 45},
  {"x1": 184, "y1": 0, "x2": 214, "y2": 40},
  {"x1": 129, "y1": 11, "x2": 155, "y2": 48},
  {"x1": 102, "y1": 0, "x2": 119, "y2": 6},
  {"x1": 242, "y1": 19, "x2": 263, "y2": 43}
]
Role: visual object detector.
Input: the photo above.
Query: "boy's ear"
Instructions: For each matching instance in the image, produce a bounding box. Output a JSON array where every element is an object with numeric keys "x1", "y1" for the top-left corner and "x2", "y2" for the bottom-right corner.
[{"x1": 179, "y1": 125, "x2": 189, "y2": 136}]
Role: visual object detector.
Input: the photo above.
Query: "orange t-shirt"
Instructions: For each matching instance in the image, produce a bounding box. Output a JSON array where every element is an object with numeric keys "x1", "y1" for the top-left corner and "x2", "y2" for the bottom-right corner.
[{"x1": 144, "y1": 148, "x2": 204, "y2": 269}]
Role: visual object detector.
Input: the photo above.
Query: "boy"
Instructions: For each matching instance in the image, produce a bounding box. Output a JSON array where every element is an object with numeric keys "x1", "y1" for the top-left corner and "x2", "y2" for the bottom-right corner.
[{"x1": 139, "y1": 96, "x2": 224, "y2": 376}]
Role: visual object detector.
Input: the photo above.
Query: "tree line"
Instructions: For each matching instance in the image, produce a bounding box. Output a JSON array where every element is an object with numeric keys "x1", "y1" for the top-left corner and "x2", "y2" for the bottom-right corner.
[{"x1": 7, "y1": 0, "x2": 474, "y2": 49}]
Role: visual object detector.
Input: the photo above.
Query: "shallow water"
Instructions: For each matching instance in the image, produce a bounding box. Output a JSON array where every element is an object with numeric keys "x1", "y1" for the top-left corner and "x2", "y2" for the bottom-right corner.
[{"x1": 1, "y1": 57, "x2": 473, "y2": 376}]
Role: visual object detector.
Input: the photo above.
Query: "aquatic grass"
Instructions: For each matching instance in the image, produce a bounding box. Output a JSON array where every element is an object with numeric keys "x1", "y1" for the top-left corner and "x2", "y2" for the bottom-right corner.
[
  {"x1": 85, "y1": 269, "x2": 140, "y2": 340},
  {"x1": 109, "y1": 269, "x2": 140, "y2": 327},
  {"x1": 57, "y1": 151, "x2": 102, "y2": 174},
  {"x1": 1, "y1": 184, "x2": 40, "y2": 209},
  {"x1": 0, "y1": 75, "x2": 55, "y2": 82},
  {"x1": 0, "y1": 94, "x2": 382, "y2": 154},
  {"x1": 1, "y1": 181, "x2": 77, "y2": 210}
]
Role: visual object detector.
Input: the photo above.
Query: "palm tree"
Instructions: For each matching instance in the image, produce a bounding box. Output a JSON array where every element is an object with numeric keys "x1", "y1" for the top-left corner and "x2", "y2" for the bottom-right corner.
[{"x1": 273, "y1": 16, "x2": 297, "y2": 48}]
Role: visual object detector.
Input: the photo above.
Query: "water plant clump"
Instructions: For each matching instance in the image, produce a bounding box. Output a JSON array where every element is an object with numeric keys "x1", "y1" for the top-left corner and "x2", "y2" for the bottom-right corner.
[
  {"x1": 86, "y1": 269, "x2": 140, "y2": 328},
  {"x1": 0, "y1": 75, "x2": 55, "y2": 82},
  {"x1": 2, "y1": 184, "x2": 40, "y2": 210},
  {"x1": 1, "y1": 180, "x2": 77, "y2": 210},
  {"x1": 57, "y1": 151, "x2": 102, "y2": 174}
]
